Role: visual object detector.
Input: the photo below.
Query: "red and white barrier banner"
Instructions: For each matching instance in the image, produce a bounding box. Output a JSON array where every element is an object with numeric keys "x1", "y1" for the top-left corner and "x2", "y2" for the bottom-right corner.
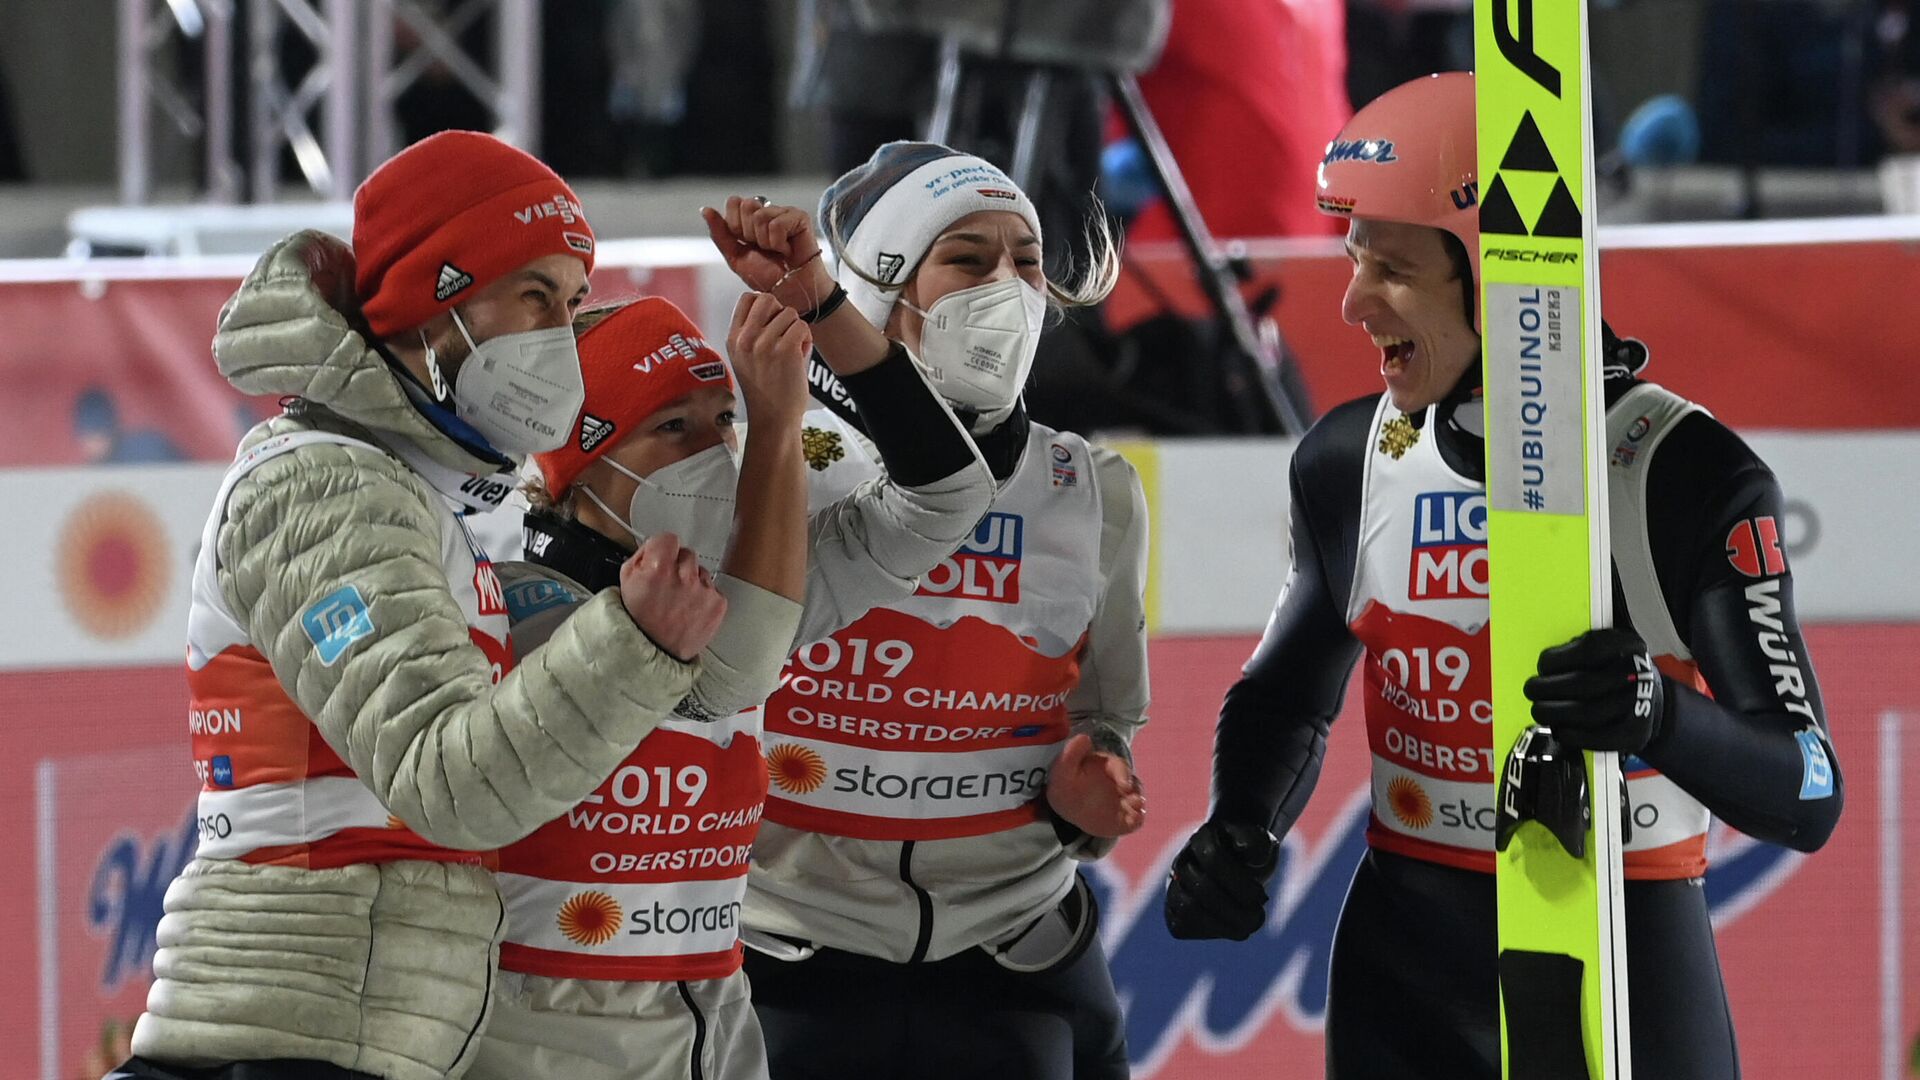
[
  {"x1": 2, "y1": 426, "x2": 1913, "y2": 677},
  {"x1": 2, "y1": 219, "x2": 1918, "y2": 470},
  {"x1": 3, "y1": 628, "x2": 1913, "y2": 1080},
  {"x1": 1107, "y1": 217, "x2": 1920, "y2": 433},
  {"x1": 0, "y1": 252, "x2": 703, "y2": 469},
  {"x1": 1098, "y1": 627, "x2": 1919, "y2": 1080}
]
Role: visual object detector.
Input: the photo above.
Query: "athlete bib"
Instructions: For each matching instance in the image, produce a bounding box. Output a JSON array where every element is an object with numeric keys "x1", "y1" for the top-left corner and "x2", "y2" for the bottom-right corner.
[
  {"x1": 186, "y1": 430, "x2": 512, "y2": 870},
  {"x1": 760, "y1": 416, "x2": 1103, "y2": 841},
  {"x1": 1347, "y1": 389, "x2": 1711, "y2": 878},
  {"x1": 495, "y1": 708, "x2": 767, "y2": 982}
]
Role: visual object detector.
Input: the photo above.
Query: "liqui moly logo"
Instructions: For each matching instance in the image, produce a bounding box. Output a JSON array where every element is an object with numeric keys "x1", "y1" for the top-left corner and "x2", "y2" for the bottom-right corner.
[
  {"x1": 1409, "y1": 492, "x2": 1488, "y2": 600},
  {"x1": 916, "y1": 512, "x2": 1022, "y2": 604}
]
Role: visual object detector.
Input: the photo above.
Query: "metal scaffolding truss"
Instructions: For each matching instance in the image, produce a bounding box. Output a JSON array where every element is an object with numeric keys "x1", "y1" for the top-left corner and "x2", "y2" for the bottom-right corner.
[
  {"x1": 117, "y1": 0, "x2": 241, "y2": 204},
  {"x1": 116, "y1": 0, "x2": 539, "y2": 206},
  {"x1": 366, "y1": 0, "x2": 541, "y2": 169},
  {"x1": 247, "y1": 0, "x2": 359, "y2": 201}
]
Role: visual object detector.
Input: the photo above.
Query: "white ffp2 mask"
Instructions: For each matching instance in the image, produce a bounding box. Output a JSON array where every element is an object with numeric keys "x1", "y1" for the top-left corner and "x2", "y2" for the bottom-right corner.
[
  {"x1": 428, "y1": 310, "x2": 586, "y2": 456},
  {"x1": 579, "y1": 443, "x2": 738, "y2": 571},
  {"x1": 900, "y1": 277, "x2": 1047, "y2": 418}
]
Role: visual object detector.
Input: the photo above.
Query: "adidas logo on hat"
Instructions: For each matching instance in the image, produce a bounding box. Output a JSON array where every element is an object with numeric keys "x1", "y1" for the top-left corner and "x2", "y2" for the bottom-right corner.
[
  {"x1": 435, "y1": 262, "x2": 474, "y2": 301},
  {"x1": 578, "y1": 413, "x2": 616, "y2": 453}
]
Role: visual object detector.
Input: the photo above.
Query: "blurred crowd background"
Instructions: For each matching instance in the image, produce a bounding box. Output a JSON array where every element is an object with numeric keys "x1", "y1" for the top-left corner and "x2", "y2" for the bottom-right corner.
[
  {"x1": 4, "y1": 0, "x2": 1920, "y2": 443},
  {"x1": 7, "y1": 0, "x2": 1920, "y2": 224}
]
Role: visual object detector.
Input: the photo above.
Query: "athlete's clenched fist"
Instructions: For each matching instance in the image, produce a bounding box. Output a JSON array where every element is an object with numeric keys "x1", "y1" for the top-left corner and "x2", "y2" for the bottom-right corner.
[
  {"x1": 1164, "y1": 818, "x2": 1279, "y2": 941},
  {"x1": 619, "y1": 532, "x2": 726, "y2": 662}
]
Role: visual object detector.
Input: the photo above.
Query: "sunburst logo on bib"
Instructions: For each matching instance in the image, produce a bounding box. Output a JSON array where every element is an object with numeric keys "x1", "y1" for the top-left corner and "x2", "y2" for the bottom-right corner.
[
  {"x1": 1386, "y1": 775, "x2": 1434, "y2": 829},
  {"x1": 56, "y1": 491, "x2": 171, "y2": 640},
  {"x1": 766, "y1": 744, "x2": 827, "y2": 794},
  {"x1": 556, "y1": 890, "x2": 623, "y2": 947}
]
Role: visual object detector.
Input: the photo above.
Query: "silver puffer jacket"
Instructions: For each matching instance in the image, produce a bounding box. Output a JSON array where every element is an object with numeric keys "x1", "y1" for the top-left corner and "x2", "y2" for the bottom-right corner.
[{"x1": 132, "y1": 232, "x2": 704, "y2": 1080}]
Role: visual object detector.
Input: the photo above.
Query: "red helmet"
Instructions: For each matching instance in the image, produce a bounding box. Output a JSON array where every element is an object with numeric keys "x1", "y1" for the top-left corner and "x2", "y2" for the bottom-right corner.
[{"x1": 1316, "y1": 72, "x2": 1479, "y2": 285}]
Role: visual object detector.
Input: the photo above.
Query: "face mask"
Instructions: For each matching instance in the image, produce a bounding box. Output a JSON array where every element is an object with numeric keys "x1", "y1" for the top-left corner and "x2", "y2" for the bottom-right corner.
[
  {"x1": 578, "y1": 443, "x2": 738, "y2": 571},
  {"x1": 899, "y1": 277, "x2": 1047, "y2": 418},
  {"x1": 423, "y1": 310, "x2": 586, "y2": 457}
]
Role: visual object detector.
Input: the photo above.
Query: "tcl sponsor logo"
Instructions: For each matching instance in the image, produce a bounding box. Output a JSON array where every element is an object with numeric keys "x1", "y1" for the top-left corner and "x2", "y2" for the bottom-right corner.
[
  {"x1": 1726, "y1": 515, "x2": 1787, "y2": 578},
  {"x1": 917, "y1": 512, "x2": 1022, "y2": 603},
  {"x1": 1409, "y1": 492, "x2": 1488, "y2": 599}
]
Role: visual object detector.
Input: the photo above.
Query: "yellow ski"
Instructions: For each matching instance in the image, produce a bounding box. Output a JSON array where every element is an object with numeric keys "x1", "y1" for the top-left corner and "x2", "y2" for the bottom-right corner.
[{"x1": 1475, "y1": 0, "x2": 1629, "y2": 1077}]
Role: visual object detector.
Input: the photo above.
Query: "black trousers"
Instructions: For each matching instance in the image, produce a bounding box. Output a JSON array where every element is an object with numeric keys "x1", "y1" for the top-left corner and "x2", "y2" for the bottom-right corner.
[
  {"x1": 746, "y1": 934, "x2": 1129, "y2": 1080},
  {"x1": 107, "y1": 1058, "x2": 380, "y2": 1080},
  {"x1": 1325, "y1": 849, "x2": 1742, "y2": 1080}
]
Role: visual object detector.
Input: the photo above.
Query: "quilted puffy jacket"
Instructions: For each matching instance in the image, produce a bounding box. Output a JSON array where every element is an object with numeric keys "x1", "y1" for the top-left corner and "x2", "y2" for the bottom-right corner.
[{"x1": 130, "y1": 231, "x2": 704, "y2": 1080}]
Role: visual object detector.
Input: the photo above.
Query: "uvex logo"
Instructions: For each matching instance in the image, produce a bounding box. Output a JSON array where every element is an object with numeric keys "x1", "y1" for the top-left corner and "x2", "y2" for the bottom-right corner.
[{"x1": 459, "y1": 475, "x2": 512, "y2": 506}]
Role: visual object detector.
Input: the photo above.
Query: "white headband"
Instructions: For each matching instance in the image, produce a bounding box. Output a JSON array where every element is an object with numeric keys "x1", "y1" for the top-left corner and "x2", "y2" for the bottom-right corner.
[{"x1": 832, "y1": 155, "x2": 1044, "y2": 329}]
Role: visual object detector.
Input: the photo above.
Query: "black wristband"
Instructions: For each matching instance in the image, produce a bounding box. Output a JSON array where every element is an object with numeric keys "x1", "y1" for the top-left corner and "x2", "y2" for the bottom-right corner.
[{"x1": 800, "y1": 283, "x2": 849, "y2": 324}]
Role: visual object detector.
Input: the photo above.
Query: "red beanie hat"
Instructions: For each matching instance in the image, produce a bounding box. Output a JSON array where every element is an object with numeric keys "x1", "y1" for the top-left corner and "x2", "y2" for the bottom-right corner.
[
  {"x1": 352, "y1": 130, "x2": 596, "y2": 340},
  {"x1": 534, "y1": 298, "x2": 735, "y2": 496}
]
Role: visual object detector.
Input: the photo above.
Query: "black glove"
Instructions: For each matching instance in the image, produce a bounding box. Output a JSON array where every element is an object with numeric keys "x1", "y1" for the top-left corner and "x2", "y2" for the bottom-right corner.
[
  {"x1": 1163, "y1": 818, "x2": 1279, "y2": 941},
  {"x1": 1523, "y1": 627, "x2": 1665, "y2": 753}
]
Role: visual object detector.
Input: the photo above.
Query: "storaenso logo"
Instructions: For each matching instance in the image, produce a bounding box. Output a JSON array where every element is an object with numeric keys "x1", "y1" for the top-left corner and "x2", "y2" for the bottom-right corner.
[
  {"x1": 832, "y1": 763, "x2": 1048, "y2": 802},
  {"x1": 630, "y1": 899, "x2": 742, "y2": 936},
  {"x1": 1092, "y1": 792, "x2": 1805, "y2": 1076}
]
